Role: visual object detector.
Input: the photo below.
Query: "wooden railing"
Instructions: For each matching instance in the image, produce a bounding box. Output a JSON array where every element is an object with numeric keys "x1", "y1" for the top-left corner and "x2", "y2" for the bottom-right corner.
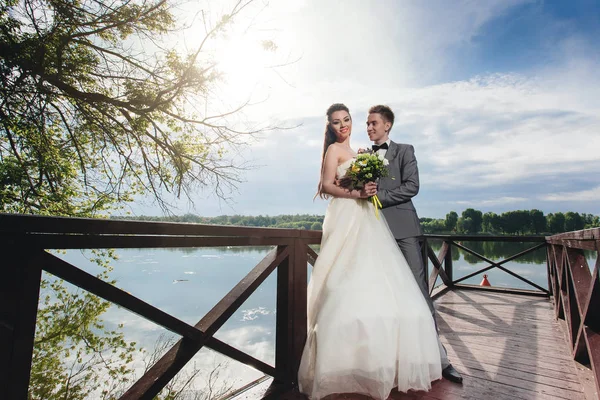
[
  {"x1": 421, "y1": 234, "x2": 548, "y2": 297},
  {"x1": 0, "y1": 213, "x2": 320, "y2": 400},
  {"x1": 546, "y1": 228, "x2": 600, "y2": 396},
  {"x1": 1, "y1": 213, "x2": 599, "y2": 399}
]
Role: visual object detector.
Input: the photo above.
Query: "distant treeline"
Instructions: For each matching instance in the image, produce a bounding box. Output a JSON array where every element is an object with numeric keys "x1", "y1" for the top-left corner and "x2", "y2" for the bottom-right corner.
[
  {"x1": 116, "y1": 213, "x2": 325, "y2": 231},
  {"x1": 421, "y1": 209, "x2": 600, "y2": 235},
  {"x1": 115, "y1": 208, "x2": 599, "y2": 235}
]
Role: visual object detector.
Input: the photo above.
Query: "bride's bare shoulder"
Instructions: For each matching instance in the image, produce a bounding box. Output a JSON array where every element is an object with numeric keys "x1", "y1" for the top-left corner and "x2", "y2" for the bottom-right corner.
[{"x1": 325, "y1": 143, "x2": 343, "y2": 157}]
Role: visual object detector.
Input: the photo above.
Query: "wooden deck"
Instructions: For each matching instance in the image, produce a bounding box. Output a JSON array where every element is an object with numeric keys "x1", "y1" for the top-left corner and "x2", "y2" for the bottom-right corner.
[{"x1": 233, "y1": 289, "x2": 592, "y2": 400}]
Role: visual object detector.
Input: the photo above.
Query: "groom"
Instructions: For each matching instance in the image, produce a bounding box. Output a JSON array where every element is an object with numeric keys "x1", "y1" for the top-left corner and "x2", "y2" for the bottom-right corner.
[{"x1": 367, "y1": 104, "x2": 463, "y2": 384}]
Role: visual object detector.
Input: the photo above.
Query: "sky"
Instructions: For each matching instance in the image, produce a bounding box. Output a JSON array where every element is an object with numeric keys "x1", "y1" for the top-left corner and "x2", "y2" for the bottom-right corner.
[{"x1": 127, "y1": 0, "x2": 600, "y2": 219}]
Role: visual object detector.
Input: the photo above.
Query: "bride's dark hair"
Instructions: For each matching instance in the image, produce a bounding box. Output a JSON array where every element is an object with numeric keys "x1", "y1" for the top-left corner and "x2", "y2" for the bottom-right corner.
[{"x1": 315, "y1": 103, "x2": 351, "y2": 199}]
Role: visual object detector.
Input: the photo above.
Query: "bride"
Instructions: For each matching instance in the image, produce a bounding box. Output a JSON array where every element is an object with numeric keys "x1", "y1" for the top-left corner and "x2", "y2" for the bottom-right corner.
[{"x1": 297, "y1": 104, "x2": 442, "y2": 399}]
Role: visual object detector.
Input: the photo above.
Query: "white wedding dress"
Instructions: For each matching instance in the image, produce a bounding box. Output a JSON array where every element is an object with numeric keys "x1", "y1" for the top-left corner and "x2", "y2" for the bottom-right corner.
[{"x1": 298, "y1": 158, "x2": 442, "y2": 400}]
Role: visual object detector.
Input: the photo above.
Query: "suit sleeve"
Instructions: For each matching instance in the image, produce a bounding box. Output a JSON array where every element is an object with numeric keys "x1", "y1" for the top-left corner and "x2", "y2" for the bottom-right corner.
[{"x1": 377, "y1": 145, "x2": 420, "y2": 208}]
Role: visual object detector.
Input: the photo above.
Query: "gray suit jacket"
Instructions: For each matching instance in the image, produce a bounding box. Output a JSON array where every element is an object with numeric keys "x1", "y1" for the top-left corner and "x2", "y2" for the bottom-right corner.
[{"x1": 378, "y1": 140, "x2": 424, "y2": 239}]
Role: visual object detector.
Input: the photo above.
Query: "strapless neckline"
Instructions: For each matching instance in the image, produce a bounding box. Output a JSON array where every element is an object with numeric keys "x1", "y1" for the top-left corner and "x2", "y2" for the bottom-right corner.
[{"x1": 336, "y1": 158, "x2": 355, "y2": 177}]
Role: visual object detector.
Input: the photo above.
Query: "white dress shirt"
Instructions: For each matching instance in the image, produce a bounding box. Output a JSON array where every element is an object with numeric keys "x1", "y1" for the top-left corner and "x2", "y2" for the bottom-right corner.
[{"x1": 374, "y1": 139, "x2": 391, "y2": 157}]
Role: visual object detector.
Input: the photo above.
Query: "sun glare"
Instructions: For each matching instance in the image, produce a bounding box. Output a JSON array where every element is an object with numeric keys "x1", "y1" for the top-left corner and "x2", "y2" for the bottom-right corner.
[{"x1": 214, "y1": 35, "x2": 274, "y2": 101}]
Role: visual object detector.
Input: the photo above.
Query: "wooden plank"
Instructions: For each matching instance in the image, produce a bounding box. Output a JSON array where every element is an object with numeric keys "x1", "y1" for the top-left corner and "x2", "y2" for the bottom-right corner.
[
  {"x1": 428, "y1": 268, "x2": 441, "y2": 295},
  {"x1": 443, "y1": 346, "x2": 580, "y2": 382},
  {"x1": 448, "y1": 356, "x2": 584, "y2": 393},
  {"x1": 439, "y1": 310, "x2": 562, "y2": 329},
  {"x1": 546, "y1": 237, "x2": 598, "y2": 250},
  {"x1": 0, "y1": 213, "x2": 322, "y2": 239},
  {"x1": 434, "y1": 241, "x2": 449, "y2": 269},
  {"x1": 436, "y1": 289, "x2": 555, "y2": 307},
  {"x1": 306, "y1": 246, "x2": 319, "y2": 267},
  {"x1": 426, "y1": 244, "x2": 451, "y2": 286},
  {"x1": 453, "y1": 284, "x2": 548, "y2": 297},
  {"x1": 442, "y1": 340, "x2": 578, "y2": 374},
  {"x1": 0, "y1": 249, "x2": 43, "y2": 400},
  {"x1": 438, "y1": 304, "x2": 559, "y2": 321},
  {"x1": 437, "y1": 313, "x2": 571, "y2": 344},
  {"x1": 547, "y1": 228, "x2": 600, "y2": 242},
  {"x1": 441, "y1": 332, "x2": 573, "y2": 362},
  {"x1": 421, "y1": 377, "x2": 573, "y2": 400},
  {"x1": 120, "y1": 246, "x2": 289, "y2": 400},
  {"x1": 566, "y1": 248, "x2": 593, "y2": 313},
  {"x1": 435, "y1": 361, "x2": 584, "y2": 399},
  {"x1": 10, "y1": 233, "x2": 296, "y2": 249}
]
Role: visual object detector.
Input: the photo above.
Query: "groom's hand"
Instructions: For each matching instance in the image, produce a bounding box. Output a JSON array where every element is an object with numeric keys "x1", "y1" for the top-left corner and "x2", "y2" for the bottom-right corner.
[{"x1": 359, "y1": 182, "x2": 378, "y2": 198}]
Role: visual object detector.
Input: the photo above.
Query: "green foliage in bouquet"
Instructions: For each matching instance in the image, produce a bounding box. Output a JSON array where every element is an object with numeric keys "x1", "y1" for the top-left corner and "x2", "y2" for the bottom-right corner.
[{"x1": 341, "y1": 153, "x2": 390, "y2": 189}]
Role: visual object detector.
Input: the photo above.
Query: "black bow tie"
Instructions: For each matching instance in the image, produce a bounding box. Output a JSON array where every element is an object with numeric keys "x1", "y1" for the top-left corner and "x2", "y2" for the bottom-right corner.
[{"x1": 372, "y1": 143, "x2": 389, "y2": 152}]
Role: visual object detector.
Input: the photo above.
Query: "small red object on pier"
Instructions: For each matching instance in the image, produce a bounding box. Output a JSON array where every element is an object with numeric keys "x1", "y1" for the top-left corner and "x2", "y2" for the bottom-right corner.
[{"x1": 480, "y1": 274, "x2": 491, "y2": 287}]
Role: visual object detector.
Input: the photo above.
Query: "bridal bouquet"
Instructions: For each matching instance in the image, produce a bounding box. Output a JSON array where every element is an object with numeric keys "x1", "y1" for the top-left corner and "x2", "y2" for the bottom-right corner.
[{"x1": 339, "y1": 152, "x2": 390, "y2": 218}]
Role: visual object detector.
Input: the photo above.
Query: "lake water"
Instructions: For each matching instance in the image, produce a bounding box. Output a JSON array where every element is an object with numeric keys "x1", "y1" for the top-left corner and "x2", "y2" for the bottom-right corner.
[{"x1": 52, "y1": 241, "x2": 597, "y2": 397}]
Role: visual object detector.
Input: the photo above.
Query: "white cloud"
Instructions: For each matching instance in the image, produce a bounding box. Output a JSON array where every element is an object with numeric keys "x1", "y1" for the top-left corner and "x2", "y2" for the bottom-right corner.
[
  {"x1": 455, "y1": 197, "x2": 528, "y2": 207},
  {"x1": 542, "y1": 186, "x2": 600, "y2": 202},
  {"x1": 240, "y1": 307, "x2": 271, "y2": 321}
]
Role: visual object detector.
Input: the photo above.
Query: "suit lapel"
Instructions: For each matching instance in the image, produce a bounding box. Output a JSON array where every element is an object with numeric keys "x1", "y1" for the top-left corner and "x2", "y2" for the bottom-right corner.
[{"x1": 385, "y1": 140, "x2": 399, "y2": 162}]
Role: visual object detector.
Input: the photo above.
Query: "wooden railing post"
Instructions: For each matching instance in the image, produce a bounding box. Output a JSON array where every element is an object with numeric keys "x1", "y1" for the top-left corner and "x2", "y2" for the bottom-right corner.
[
  {"x1": 0, "y1": 246, "x2": 43, "y2": 400},
  {"x1": 546, "y1": 245, "x2": 554, "y2": 297},
  {"x1": 275, "y1": 239, "x2": 308, "y2": 386},
  {"x1": 444, "y1": 240, "x2": 454, "y2": 286}
]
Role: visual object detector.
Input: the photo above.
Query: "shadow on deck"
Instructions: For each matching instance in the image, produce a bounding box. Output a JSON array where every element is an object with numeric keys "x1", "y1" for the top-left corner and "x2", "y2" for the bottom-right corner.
[{"x1": 236, "y1": 288, "x2": 592, "y2": 400}]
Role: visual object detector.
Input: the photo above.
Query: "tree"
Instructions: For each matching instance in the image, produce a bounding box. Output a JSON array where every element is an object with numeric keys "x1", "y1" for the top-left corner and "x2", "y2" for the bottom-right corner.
[
  {"x1": 1, "y1": 0, "x2": 281, "y2": 397},
  {"x1": 582, "y1": 213, "x2": 600, "y2": 229},
  {"x1": 310, "y1": 221, "x2": 323, "y2": 230},
  {"x1": 529, "y1": 209, "x2": 546, "y2": 234},
  {"x1": 445, "y1": 211, "x2": 458, "y2": 231},
  {"x1": 459, "y1": 208, "x2": 482, "y2": 233},
  {"x1": 565, "y1": 212, "x2": 585, "y2": 232},
  {"x1": 547, "y1": 212, "x2": 566, "y2": 233},
  {"x1": 1, "y1": 0, "x2": 278, "y2": 215},
  {"x1": 30, "y1": 258, "x2": 138, "y2": 400},
  {"x1": 422, "y1": 219, "x2": 447, "y2": 233},
  {"x1": 482, "y1": 212, "x2": 498, "y2": 233},
  {"x1": 501, "y1": 210, "x2": 531, "y2": 235},
  {"x1": 457, "y1": 216, "x2": 474, "y2": 233}
]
